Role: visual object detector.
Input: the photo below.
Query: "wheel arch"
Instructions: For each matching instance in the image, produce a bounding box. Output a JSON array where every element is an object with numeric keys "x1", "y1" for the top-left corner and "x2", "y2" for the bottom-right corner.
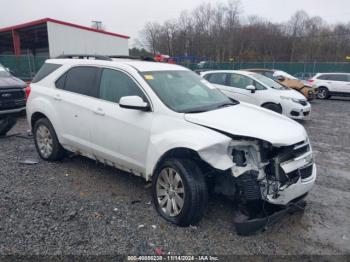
[
  {"x1": 261, "y1": 101, "x2": 282, "y2": 110},
  {"x1": 31, "y1": 112, "x2": 48, "y2": 129},
  {"x1": 151, "y1": 147, "x2": 215, "y2": 179}
]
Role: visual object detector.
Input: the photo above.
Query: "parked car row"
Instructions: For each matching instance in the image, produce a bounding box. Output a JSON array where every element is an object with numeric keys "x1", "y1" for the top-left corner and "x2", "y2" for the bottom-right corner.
[
  {"x1": 26, "y1": 55, "x2": 316, "y2": 235},
  {"x1": 201, "y1": 70, "x2": 311, "y2": 120}
]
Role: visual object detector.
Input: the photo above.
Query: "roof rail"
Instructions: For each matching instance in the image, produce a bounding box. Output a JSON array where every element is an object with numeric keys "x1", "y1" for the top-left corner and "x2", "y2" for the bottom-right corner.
[
  {"x1": 56, "y1": 54, "x2": 112, "y2": 61},
  {"x1": 110, "y1": 55, "x2": 155, "y2": 62}
]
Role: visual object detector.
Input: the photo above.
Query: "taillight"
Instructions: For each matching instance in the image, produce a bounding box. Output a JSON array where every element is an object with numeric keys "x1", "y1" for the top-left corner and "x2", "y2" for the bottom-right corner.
[
  {"x1": 307, "y1": 79, "x2": 314, "y2": 83},
  {"x1": 25, "y1": 83, "x2": 31, "y2": 100}
]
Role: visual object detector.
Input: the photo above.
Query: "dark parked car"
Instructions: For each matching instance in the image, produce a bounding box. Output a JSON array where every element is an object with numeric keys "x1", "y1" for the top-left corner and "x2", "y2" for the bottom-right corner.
[{"x1": 0, "y1": 64, "x2": 26, "y2": 136}]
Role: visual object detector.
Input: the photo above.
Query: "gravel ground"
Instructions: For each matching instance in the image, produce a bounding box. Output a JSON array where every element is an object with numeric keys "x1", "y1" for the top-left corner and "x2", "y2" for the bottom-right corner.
[{"x1": 0, "y1": 98, "x2": 349, "y2": 256}]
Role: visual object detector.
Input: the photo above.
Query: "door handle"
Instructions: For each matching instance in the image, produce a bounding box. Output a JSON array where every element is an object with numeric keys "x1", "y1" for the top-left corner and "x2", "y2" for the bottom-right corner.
[
  {"x1": 93, "y1": 108, "x2": 105, "y2": 116},
  {"x1": 54, "y1": 94, "x2": 62, "y2": 101}
]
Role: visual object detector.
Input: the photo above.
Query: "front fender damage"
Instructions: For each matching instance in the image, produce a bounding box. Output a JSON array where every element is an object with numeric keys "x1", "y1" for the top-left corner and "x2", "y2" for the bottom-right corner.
[{"x1": 196, "y1": 141, "x2": 234, "y2": 171}]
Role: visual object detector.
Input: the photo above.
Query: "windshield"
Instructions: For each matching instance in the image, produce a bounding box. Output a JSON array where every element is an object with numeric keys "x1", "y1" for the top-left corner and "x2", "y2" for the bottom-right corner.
[
  {"x1": 142, "y1": 70, "x2": 237, "y2": 113},
  {"x1": 0, "y1": 65, "x2": 11, "y2": 77},
  {"x1": 252, "y1": 73, "x2": 289, "y2": 90}
]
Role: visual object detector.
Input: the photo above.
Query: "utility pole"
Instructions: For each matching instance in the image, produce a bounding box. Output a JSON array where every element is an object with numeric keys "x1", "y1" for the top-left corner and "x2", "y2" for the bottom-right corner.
[{"x1": 92, "y1": 21, "x2": 103, "y2": 30}]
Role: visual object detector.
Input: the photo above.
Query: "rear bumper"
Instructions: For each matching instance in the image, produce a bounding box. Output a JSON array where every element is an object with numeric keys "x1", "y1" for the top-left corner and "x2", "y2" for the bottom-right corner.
[{"x1": 0, "y1": 106, "x2": 26, "y2": 116}]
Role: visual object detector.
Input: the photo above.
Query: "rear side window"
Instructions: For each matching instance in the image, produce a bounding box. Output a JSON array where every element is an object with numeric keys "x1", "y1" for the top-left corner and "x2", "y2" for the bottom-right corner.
[
  {"x1": 331, "y1": 74, "x2": 348, "y2": 82},
  {"x1": 318, "y1": 74, "x2": 348, "y2": 81},
  {"x1": 317, "y1": 74, "x2": 329, "y2": 80},
  {"x1": 32, "y1": 63, "x2": 62, "y2": 83},
  {"x1": 99, "y1": 69, "x2": 145, "y2": 103},
  {"x1": 264, "y1": 71, "x2": 274, "y2": 79},
  {"x1": 60, "y1": 66, "x2": 100, "y2": 97},
  {"x1": 206, "y1": 73, "x2": 227, "y2": 85}
]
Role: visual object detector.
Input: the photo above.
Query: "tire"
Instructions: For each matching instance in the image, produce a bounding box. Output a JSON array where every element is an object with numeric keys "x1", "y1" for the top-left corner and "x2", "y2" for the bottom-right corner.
[
  {"x1": 0, "y1": 117, "x2": 17, "y2": 137},
  {"x1": 261, "y1": 103, "x2": 282, "y2": 114},
  {"x1": 33, "y1": 118, "x2": 65, "y2": 161},
  {"x1": 317, "y1": 87, "x2": 331, "y2": 99},
  {"x1": 152, "y1": 158, "x2": 208, "y2": 226}
]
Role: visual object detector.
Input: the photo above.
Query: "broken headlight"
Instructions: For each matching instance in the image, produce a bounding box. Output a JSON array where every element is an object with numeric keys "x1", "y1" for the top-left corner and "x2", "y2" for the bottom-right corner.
[{"x1": 232, "y1": 149, "x2": 247, "y2": 167}]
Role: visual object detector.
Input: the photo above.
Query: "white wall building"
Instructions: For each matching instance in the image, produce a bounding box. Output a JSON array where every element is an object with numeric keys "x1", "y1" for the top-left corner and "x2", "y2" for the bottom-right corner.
[{"x1": 0, "y1": 18, "x2": 129, "y2": 57}]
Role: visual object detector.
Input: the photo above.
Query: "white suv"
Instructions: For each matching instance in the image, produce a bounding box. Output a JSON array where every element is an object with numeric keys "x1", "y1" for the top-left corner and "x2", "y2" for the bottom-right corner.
[
  {"x1": 309, "y1": 73, "x2": 350, "y2": 99},
  {"x1": 26, "y1": 56, "x2": 316, "y2": 234},
  {"x1": 201, "y1": 70, "x2": 311, "y2": 120}
]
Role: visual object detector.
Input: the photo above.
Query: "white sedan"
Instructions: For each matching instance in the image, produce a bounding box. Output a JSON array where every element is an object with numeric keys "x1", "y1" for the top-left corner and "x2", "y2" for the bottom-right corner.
[{"x1": 201, "y1": 70, "x2": 311, "y2": 120}]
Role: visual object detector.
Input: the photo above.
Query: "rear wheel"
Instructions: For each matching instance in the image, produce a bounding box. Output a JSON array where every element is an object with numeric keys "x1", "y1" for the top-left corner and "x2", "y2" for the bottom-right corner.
[
  {"x1": 152, "y1": 158, "x2": 208, "y2": 226},
  {"x1": 261, "y1": 103, "x2": 282, "y2": 114},
  {"x1": 317, "y1": 87, "x2": 331, "y2": 99},
  {"x1": 0, "y1": 117, "x2": 17, "y2": 137},
  {"x1": 33, "y1": 118, "x2": 65, "y2": 161}
]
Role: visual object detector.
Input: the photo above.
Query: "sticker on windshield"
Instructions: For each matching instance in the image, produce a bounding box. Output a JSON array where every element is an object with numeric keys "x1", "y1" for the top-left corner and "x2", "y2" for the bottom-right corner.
[
  {"x1": 201, "y1": 79, "x2": 216, "y2": 89},
  {"x1": 144, "y1": 75, "x2": 154, "y2": 80}
]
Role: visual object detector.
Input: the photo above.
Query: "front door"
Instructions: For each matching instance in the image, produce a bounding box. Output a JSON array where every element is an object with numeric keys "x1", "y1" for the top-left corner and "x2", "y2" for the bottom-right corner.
[
  {"x1": 225, "y1": 73, "x2": 260, "y2": 105},
  {"x1": 91, "y1": 68, "x2": 153, "y2": 175}
]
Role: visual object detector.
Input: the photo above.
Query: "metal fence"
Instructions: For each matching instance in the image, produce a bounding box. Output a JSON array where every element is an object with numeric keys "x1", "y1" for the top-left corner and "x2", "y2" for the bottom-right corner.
[
  {"x1": 1, "y1": 54, "x2": 350, "y2": 80},
  {"x1": 0, "y1": 55, "x2": 48, "y2": 81},
  {"x1": 182, "y1": 61, "x2": 350, "y2": 76}
]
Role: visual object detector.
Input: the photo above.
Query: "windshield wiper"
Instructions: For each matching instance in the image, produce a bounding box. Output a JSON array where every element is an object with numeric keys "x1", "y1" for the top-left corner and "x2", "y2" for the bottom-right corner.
[
  {"x1": 183, "y1": 101, "x2": 237, "y2": 114},
  {"x1": 183, "y1": 109, "x2": 209, "y2": 113},
  {"x1": 215, "y1": 102, "x2": 236, "y2": 109}
]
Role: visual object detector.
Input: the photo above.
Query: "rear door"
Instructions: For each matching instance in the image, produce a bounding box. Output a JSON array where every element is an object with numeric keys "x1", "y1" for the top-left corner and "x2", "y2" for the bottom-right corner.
[
  {"x1": 203, "y1": 73, "x2": 228, "y2": 90},
  {"x1": 54, "y1": 66, "x2": 100, "y2": 154}
]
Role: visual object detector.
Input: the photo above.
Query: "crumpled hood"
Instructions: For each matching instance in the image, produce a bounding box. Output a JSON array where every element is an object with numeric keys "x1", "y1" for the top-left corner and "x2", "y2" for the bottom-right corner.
[
  {"x1": 0, "y1": 76, "x2": 26, "y2": 89},
  {"x1": 185, "y1": 103, "x2": 307, "y2": 146}
]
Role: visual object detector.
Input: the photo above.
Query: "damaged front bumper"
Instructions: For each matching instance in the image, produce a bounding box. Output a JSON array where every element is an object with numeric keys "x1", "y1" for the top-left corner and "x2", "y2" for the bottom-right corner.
[
  {"x1": 265, "y1": 163, "x2": 316, "y2": 205},
  {"x1": 234, "y1": 194, "x2": 307, "y2": 236},
  {"x1": 227, "y1": 138, "x2": 316, "y2": 235}
]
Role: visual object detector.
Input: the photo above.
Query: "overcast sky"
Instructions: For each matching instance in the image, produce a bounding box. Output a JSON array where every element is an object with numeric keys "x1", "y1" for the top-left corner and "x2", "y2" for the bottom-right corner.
[{"x1": 1, "y1": 0, "x2": 349, "y2": 47}]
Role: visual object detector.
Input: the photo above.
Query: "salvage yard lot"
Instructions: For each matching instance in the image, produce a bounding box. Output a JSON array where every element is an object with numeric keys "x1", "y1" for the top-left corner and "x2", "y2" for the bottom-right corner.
[{"x1": 0, "y1": 99, "x2": 349, "y2": 255}]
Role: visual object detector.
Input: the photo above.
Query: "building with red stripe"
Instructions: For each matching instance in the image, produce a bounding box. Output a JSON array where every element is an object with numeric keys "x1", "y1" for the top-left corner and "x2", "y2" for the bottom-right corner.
[{"x1": 0, "y1": 18, "x2": 130, "y2": 57}]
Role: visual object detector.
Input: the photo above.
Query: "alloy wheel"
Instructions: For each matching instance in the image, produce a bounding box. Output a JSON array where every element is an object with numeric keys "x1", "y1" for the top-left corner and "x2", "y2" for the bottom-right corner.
[
  {"x1": 36, "y1": 125, "x2": 53, "y2": 158},
  {"x1": 156, "y1": 167, "x2": 185, "y2": 217}
]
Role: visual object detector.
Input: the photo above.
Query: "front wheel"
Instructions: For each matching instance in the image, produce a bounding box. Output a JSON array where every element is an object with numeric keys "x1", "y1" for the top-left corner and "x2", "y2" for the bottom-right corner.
[{"x1": 152, "y1": 158, "x2": 208, "y2": 226}]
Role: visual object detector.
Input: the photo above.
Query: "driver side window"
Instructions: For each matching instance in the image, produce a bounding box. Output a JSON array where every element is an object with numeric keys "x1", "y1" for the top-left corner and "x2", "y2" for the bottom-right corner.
[
  {"x1": 229, "y1": 74, "x2": 254, "y2": 89},
  {"x1": 99, "y1": 69, "x2": 146, "y2": 103}
]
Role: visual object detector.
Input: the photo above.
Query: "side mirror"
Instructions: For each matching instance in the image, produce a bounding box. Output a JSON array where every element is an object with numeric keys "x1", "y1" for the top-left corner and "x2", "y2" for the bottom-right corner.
[
  {"x1": 119, "y1": 96, "x2": 150, "y2": 111},
  {"x1": 246, "y1": 85, "x2": 256, "y2": 93}
]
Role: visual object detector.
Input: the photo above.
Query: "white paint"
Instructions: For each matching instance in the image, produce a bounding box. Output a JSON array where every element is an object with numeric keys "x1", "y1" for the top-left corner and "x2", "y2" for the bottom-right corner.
[
  {"x1": 27, "y1": 59, "x2": 315, "y2": 208},
  {"x1": 312, "y1": 73, "x2": 350, "y2": 94},
  {"x1": 47, "y1": 22, "x2": 129, "y2": 58},
  {"x1": 201, "y1": 70, "x2": 312, "y2": 120}
]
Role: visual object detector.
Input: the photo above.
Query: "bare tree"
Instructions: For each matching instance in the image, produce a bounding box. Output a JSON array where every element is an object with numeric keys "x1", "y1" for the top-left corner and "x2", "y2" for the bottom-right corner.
[{"x1": 138, "y1": 1, "x2": 350, "y2": 63}]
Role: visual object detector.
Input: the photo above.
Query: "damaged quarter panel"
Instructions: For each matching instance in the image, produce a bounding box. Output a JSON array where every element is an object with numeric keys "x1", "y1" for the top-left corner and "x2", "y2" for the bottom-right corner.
[{"x1": 145, "y1": 114, "x2": 233, "y2": 180}]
